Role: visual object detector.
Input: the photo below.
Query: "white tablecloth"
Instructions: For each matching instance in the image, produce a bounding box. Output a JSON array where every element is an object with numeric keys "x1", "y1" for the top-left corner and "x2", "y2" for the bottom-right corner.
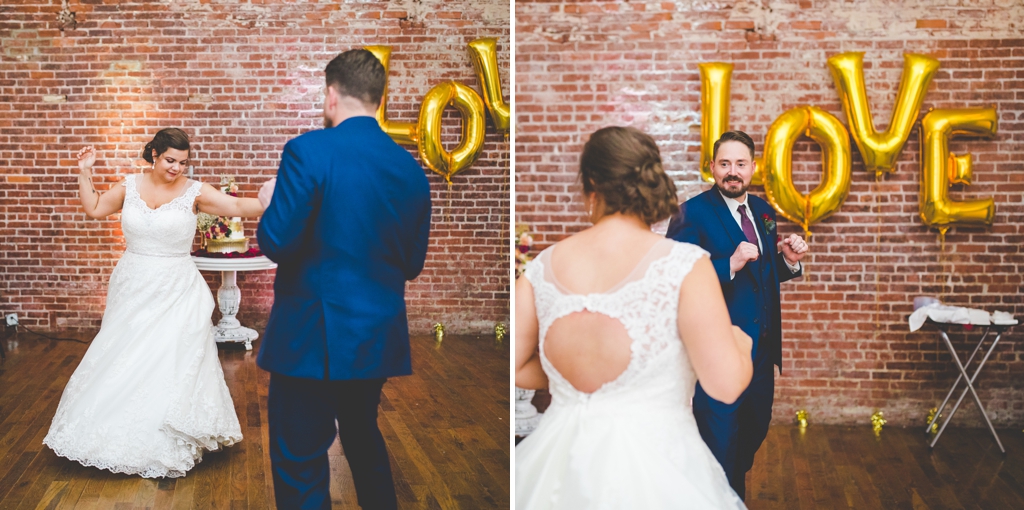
[{"x1": 908, "y1": 304, "x2": 1017, "y2": 332}]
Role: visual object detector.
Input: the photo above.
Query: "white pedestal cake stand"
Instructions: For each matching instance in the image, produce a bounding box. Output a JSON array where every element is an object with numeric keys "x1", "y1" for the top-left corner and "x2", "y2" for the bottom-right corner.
[
  {"x1": 192, "y1": 255, "x2": 277, "y2": 351},
  {"x1": 515, "y1": 387, "x2": 543, "y2": 437}
]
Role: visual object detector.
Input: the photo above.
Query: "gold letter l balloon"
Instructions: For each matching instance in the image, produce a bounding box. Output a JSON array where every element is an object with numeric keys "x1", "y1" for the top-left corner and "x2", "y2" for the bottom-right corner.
[
  {"x1": 919, "y1": 108, "x2": 997, "y2": 233},
  {"x1": 699, "y1": 62, "x2": 732, "y2": 184},
  {"x1": 365, "y1": 46, "x2": 418, "y2": 145},
  {"x1": 698, "y1": 62, "x2": 765, "y2": 186},
  {"x1": 418, "y1": 81, "x2": 487, "y2": 185},
  {"x1": 828, "y1": 52, "x2": 939, "y2": 178},
  {"x1": 762, "y1": 106, "x2": 852, "y2": 236}
]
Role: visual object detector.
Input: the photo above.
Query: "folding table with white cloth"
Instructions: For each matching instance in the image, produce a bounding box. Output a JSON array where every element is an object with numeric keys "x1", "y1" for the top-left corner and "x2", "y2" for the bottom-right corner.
[{"x1": 909, "y1": 304, "x2": 1017, "y2": 453}]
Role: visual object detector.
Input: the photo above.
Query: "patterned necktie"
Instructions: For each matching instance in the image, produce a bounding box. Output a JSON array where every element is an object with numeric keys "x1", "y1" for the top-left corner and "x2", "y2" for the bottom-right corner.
[{"x1": 737, "y1": 204, "x2": 760, "y2": 253}]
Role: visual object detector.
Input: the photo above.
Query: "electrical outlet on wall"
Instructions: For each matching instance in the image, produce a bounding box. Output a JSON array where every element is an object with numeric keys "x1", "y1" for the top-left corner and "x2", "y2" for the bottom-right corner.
[{"x1": 5, "y1": 314, "x2": 17, "y2": 327}]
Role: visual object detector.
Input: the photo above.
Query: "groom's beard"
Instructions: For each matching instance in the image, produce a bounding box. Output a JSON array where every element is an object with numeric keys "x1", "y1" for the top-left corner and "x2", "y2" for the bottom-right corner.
[{"x1": 717, "y1": 177, "x2": 749, "y2": 199}]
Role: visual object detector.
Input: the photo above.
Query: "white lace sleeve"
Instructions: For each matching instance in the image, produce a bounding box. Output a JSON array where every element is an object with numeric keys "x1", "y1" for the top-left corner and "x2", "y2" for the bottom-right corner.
[
  {"x1": 521, "y1": 251, "x2": 543, "y2": 289},
  {"x1": 182, "y1": 181, "x2": 203, "y2": 207},
  {"x1": 662, "y1": 242, "x2": 710, "y2": 285}
]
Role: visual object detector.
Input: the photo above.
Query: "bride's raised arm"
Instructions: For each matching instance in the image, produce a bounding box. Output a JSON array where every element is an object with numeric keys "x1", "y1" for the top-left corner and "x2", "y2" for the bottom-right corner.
[
  {"x1": 195, "y1": 182, "x2": 264, "y2": 218},
  {"x1": 77, "y1": 146, "x2": 126, "y2": 219}
]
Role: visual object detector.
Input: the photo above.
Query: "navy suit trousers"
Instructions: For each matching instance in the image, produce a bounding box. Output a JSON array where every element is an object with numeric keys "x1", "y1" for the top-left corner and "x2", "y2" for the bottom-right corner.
[
  {"x1": 692, "y1": 347, "x2": 776, "y2": 501},
  {"x1": 268, "y1": 374, "x2": 397, "y2": 510}
]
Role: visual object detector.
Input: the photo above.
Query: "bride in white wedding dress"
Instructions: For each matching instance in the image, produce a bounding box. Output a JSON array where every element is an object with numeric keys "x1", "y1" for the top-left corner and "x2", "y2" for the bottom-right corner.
[
  {"x1": 515, "y1": 127, "x2": 754, "y2": 508},
  {"x1": 43, "y1": 129, "x2": 265, "y2": 478}
]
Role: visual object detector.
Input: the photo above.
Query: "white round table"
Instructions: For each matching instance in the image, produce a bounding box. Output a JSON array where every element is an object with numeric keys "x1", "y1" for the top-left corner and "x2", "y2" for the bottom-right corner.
[{"x1": 192, "y1": 255, "x2": 277, "y2": 350}]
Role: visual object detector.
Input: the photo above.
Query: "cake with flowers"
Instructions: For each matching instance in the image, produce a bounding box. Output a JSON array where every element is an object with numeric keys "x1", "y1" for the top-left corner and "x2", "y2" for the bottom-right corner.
[{"x1": 196, "y1": 177, "x2": 250, "y2": 255}]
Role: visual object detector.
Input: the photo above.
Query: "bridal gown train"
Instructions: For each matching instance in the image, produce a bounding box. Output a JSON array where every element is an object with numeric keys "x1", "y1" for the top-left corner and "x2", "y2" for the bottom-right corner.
[
  {"x1": 516, "y1": 240, "x2": 746, "y2": 509},
  {"x1": 43, "y1": 174, "x2": 242, "y2": 478}
]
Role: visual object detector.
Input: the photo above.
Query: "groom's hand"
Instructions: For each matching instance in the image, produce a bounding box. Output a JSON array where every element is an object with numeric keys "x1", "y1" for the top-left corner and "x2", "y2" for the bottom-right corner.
[
  {"x1": 730, "y1": 242, "x2": 759, "y2": 274},
  {"x1": 780, "y1": 233, "x2": 808, "y2": 264},
  {"x1": 258, "y1": 177, "x2": 276, "y2": 210}
]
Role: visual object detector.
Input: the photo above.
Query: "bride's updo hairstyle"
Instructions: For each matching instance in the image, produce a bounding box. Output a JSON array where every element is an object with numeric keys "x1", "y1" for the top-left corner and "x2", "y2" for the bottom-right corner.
[
  {"x1": 141, "y1": 128, "x2": 190, "y2": 163},
  {"x1": 579, "y1": 126, "x2": 678, "y2": 225}
]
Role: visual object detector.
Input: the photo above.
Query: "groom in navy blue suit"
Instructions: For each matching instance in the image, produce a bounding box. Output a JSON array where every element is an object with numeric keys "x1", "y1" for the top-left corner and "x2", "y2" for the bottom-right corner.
[
  {"x1": 666, "y1": 131, "x2": 808, "y2": 500},
  {"x1": 256, "y1": 49, "x2": 431, "y2": 509}
]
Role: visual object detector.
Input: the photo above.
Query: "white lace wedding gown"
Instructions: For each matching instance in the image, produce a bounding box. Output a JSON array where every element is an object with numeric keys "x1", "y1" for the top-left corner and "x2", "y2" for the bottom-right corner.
[
  {"x1": 43, "y1": 174, "x2": 242, "y2": 478},
  {"x1": 516, "y1": 240, "x2": 746, "y2": 509}
]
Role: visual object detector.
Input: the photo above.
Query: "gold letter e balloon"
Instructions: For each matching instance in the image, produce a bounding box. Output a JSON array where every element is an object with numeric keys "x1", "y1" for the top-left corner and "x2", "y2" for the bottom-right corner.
[{"x1": 919, "y1": 108, "x2": 997, "y2": 234}]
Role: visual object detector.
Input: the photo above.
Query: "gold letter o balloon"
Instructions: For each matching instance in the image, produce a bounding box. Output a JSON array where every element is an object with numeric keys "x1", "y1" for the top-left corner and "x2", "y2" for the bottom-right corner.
[
  {"x1": 418, "y1": 81, "x2": 487, "y2": 184},
  {"x1": 762, "y1": 106, "x2": 852, "y2": 235}
]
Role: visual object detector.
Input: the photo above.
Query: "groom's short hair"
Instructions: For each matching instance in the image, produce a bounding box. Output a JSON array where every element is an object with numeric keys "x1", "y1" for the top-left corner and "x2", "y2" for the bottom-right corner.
[
  {"x1": 324, "y1": 49, "x2": 386, "y2": 108},
  {"x1": 712, "y1": 130, "x2": 756, "y2": 162}
]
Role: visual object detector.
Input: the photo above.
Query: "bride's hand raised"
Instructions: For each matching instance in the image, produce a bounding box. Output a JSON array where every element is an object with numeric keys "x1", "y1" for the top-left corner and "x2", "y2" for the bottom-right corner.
[
  {"x1": 77, "y1": 146, "x2": 96, "y2": 173},
  {"x1": 731, "y1": 326, "x2": 752, "y2": 359}
]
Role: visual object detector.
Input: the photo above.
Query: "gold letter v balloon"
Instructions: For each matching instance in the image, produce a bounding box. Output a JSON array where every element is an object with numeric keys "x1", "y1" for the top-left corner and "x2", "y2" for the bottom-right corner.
[
  {"x1": 467, "y1": 38, "x2": 511, "y2": 133},
  {"x1": 761, "y1": 106, "x2": 852, "y2": 236},
  {"x1": 828, "y1": 52, "x2": 939, "y2": 178}
]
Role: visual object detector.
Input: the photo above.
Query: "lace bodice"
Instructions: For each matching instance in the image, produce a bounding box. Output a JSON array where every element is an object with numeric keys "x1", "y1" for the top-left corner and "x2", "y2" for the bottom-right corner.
[
  {"x1": 524, "y1": 240, "x2": 709, "y2": 409},
  {"x1": 121, "y1": 174, "x2": 202, "y2": 257}
]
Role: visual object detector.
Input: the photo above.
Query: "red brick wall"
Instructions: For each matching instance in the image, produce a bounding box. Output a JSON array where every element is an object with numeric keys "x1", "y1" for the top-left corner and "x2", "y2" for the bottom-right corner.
[
  {"x1": 516, "y1": 0, "x2": 1024, "y2": 426},
  {"x1": 1, "y1": 0, "x2": 510, "y2": 335}
]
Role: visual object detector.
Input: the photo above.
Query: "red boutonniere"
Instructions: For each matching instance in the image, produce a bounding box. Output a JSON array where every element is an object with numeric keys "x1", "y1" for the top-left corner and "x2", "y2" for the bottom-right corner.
[{"x1": 762, "y1": 213, "x2": 776, "y2": 232}]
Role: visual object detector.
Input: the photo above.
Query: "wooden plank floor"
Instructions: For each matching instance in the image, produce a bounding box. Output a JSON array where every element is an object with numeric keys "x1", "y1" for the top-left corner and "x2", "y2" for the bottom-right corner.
[
  {"x1": 0, "y1": 330, "x2": 509, "y2": 509},
  {"x1": 746, "y1": 424, "x2": 1024, "y2": 509},
  {"x1": 522, "y1": 391, "x2": 1024, "y2": 509}
]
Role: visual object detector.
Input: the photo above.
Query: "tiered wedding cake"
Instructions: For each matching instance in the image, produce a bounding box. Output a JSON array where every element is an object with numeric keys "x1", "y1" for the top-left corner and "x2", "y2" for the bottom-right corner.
[{"x1": 197, "y1": 177, "x2": 249, "y2": 254}]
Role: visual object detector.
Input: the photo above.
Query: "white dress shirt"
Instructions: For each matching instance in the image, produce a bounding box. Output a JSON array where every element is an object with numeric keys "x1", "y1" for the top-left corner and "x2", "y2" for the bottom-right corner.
[{"x1": 719, "y1": 190, "x2": 801, "y2": 280}]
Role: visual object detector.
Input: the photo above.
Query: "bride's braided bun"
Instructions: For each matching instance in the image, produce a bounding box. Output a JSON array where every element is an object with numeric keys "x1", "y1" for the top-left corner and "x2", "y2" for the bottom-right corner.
[{"x1": 579, "y1": 126, "x2": 678, "y2": 225}]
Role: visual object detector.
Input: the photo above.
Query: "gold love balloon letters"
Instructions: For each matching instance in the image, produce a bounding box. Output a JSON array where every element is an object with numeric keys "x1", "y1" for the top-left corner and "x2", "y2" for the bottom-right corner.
[
  {"x1": 761, "y1": 106, "x2": 852, "y2": 236},
  {"x1": 919, "y1": 108, "x2": 998, "y2": 233},
  {"x1": 699, "y1": 52, "x2": 999, "y2": 235},
  {"x1": 365, "y1": 39, "x2": 509, "y2": 184},
  {"x1": 827, "y1": 52, "x2": 939, "y2": 178}
]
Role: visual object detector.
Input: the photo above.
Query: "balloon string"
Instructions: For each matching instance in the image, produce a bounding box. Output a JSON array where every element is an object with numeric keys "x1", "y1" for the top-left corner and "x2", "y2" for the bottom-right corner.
[
  {"x1": 874, "y1": 172, "x2": 882, "y2": 343},
  {"x1": 938, "y1": 227, "x2": 948, "y2": 300},
  {"x1": 446, "y1": 180, "x2": 453, "y2": 224}
]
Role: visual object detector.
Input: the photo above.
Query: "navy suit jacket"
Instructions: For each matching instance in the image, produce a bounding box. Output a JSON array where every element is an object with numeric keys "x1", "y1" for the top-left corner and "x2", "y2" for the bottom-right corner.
[
  {"x1": 666, "y1": 188, "x2": 800, "y2": 371},
  {"x1": 257, "y1": 116, "x2": 432, "y2": 381}
]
